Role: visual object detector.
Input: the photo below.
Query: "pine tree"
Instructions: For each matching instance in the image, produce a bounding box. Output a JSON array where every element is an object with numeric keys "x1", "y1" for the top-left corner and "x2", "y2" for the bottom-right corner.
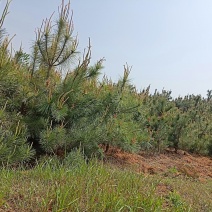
[{"x1": 31, "y1": 0, "x2": 78, "y2": 79}]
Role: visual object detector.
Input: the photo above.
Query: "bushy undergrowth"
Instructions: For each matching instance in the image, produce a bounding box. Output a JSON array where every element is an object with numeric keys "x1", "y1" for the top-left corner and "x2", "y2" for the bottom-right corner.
[{"x1": 0, "y1": 0, "x2": 212, "y2": 166}]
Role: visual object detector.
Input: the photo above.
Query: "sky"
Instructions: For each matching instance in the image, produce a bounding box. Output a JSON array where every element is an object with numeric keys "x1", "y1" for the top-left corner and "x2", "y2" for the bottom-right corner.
[{"x1": 1, "y1": 0, "x2": 212, "y2": 97}]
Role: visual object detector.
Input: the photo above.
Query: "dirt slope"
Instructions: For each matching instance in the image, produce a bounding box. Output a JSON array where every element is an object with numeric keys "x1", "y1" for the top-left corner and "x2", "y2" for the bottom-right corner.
[{"x1": 105, "y1": 148, "x2": 212, "y2": 180}]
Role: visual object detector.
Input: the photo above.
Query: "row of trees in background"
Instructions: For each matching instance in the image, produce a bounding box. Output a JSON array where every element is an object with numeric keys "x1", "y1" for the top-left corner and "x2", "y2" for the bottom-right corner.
[{"x1": 0, "y1": 0, "x2": 212, "y2": 165}]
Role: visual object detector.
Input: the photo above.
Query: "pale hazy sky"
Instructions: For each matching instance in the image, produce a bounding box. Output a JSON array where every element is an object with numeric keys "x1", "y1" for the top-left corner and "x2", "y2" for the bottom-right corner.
[{"x1": 1, "y1": 0, "x2": 212, "y2": 97}]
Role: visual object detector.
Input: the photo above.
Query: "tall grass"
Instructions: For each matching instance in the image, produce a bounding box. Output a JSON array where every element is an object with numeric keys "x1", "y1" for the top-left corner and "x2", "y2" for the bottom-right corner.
[{"x1": 0, "y1": 153, "x2": 211, "y2": 211}]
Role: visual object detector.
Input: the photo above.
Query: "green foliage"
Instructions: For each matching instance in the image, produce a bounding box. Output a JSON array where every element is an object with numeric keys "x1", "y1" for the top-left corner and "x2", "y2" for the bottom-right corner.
[
  {"x1": 174, "y1": 94, "x2": 212, "y2": 155},
  {"x1": 168, "y1": 191, "x2": 188, "y2": 211},
  {"x1": 0, "y1": 104, "x2": 35, "y2": 165},
  {"x1": 32, "y1": 1, "x2": 78, "y2": 78},
  {"x1": 0, "y1": 1, "x2": 35, "y2": 165},
  {"x1": 0, "y1": 0, "x2": 212, "y2": 166},
  {"x1": 133, "y1": 88, "x2": 212, "y2": 155},
  {"x1": 137, "y1": 89, "x2": 174, "y2": 152},
  {"x1": 167, "y1": 109, "x2": 188, "y2": 152},
  {"x1": 40, "y1": 125, "x2": 67, "y2": 154},
  {"x1": 0, "y1": 0, "x2": 141, "y2": 164}
]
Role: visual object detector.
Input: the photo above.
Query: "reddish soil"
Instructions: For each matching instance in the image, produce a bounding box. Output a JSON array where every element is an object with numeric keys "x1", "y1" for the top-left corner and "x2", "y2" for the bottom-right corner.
[{"x1": 105, "y1": 148, "x2": 212, "y2": 180}]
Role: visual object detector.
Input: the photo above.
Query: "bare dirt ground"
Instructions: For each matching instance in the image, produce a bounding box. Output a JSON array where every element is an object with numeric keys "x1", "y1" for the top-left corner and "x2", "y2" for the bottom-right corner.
[{"x1": 105, "y1": 148, "x2": 212, "y2": 180}]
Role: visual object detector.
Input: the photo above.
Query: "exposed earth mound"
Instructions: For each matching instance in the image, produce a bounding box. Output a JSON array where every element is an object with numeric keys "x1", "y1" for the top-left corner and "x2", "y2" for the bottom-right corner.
[{"x1": 105, "y1": 148, "x2": 212, "y2": 180}]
